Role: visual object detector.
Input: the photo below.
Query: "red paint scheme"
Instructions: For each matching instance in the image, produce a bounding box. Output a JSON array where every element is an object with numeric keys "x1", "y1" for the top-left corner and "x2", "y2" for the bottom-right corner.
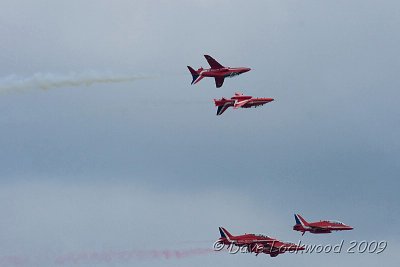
[
  {"x1": 214, "y1": 92, "x2": 274, "y2": 115},
  {"x1": 187, "y1": 55, "x2": 251, "y2": 88},
  {"x1": 293, "y1": 214, "x2": 354, "y2": 235},
  {"x1": 217, "y1": 227, "x2": 304, "y2": 257}
]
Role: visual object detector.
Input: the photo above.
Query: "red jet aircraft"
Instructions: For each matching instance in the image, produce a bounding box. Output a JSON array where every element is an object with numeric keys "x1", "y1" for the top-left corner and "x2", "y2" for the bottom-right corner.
[
  {"x1": 216, "y1": 227, "x2": 304, "y2": 257},
  {"x1": 214, "y1": 92, "x2": 274, "y2": 115},
  {"x1": 187, "y1": 55, "x2": 251, "y2": 88},
  {"x1": 293, "y1": 214, "x2": 354, "y2": 235}
]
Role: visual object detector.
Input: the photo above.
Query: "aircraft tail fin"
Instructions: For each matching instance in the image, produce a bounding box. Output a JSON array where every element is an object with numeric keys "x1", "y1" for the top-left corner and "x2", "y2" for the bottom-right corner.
[
  {"x1": 214, "y1": 99, "x2": 232, "y2": 116},
  {"x1": 295, "y1": 214, "x2": 310, "y2": 227},
  {"x1": 187, "y1": 66, "x2": 200, "y2": 84},
  {"x1": 219, "y1": 227, "x2": 233, "y2": 241},
  {"x1": 216, "y1": 105, "x2": 227, "y2": 116}
]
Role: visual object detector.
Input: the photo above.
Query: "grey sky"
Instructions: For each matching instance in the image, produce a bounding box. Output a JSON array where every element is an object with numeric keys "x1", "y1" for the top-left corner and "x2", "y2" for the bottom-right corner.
[{"x1": 0, "y1": 1, "x2": 399, "y2": 267}]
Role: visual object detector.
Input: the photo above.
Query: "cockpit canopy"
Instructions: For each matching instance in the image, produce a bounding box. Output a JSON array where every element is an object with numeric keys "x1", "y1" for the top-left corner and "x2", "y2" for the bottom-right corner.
[
  {"x1": 324, "y1": 220, "x2": 344, "y2": 225},
  {"x1": 256, "y1": 234, "x2": 271, "y2": 238}
]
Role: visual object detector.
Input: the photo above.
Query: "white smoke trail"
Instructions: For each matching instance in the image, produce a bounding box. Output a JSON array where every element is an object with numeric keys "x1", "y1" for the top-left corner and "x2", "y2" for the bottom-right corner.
[{"x1": 0, "y1": 71, "x2": 151, "y2": 92}]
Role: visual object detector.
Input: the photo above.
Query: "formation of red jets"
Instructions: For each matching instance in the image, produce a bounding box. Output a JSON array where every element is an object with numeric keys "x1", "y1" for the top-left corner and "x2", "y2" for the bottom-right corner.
[
  {"x1": 216, "y1": 214, "x2": 353, "y2": 258},
  {"x1": 187, "y1": 55, "x2": 354, "y2": 258},
  {"x1": 188, "y1": 55, "x2": 274, "y2": 116}
]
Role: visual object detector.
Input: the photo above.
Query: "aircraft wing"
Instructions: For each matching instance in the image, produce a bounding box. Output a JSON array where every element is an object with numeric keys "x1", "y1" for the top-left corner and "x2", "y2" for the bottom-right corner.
[
  {"x1": 234, "y1": 99, "x2": 251, "y2": 109},
  {"x1": 249, "y1": 239, "x2": 303, "y2": 256},
  {"x1": 251, "y1": 102, "x2": 266, "y2": 107},
  {"x1": 204, "y1": 55, "x2": 224, "y2": 69},
  {"x1": 308, "y1": 225, "x2": 332, "y2": 233},
  {"x1": 253, "y1": 239, "x2": 278, "y2": 246},
  {"x1": 309, "y1": 225, "x2": 327, "y2": 230},
  {"x1": 215, "y1": 77, "x2": 225, "y2": 88},
  {"x1": 260, "y1": 240, "x2": 298, "y2": 250}
]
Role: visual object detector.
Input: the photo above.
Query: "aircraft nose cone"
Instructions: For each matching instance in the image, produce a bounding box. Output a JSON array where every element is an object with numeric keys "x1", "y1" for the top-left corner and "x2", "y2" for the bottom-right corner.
[{"x1": 244, "y1": 68, "x2": 251, "y2": 72}]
